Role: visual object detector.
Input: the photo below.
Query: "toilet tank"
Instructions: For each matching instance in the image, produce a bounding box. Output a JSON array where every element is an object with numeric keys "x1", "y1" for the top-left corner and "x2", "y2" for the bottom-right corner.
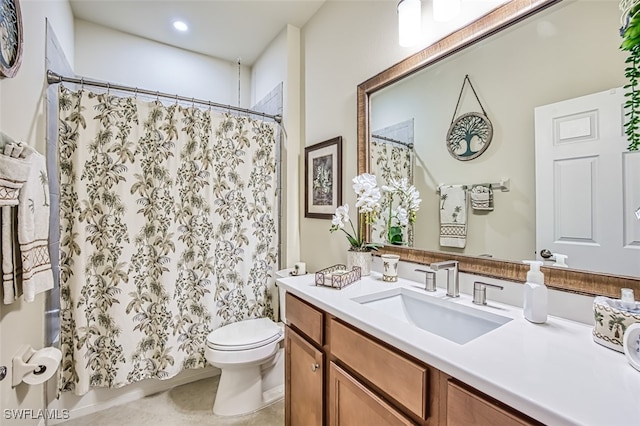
[{"x1": 275, "y1": 268, "x2": 294, "y2": 323}]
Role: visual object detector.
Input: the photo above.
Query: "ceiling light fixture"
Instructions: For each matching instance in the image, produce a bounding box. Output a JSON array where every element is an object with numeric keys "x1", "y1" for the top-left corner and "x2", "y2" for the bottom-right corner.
[
  {"x1": 433, "y1": 0, "x2": 461, "y2": 22},
  {"x1": 398, "y1": 0, "x2": 422, "y2": 47},
  {"x1": 173, "y1": 20, "x2": 189, "y2": 32}
]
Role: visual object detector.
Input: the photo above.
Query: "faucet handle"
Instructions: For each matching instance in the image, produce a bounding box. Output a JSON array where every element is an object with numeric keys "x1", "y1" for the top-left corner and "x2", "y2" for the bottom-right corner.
[
  {"x1": 415, "y1": 268, "x2": 437, "y2": 292},
  {"x1": 473, "y1": 281, "x2": 504, "y2": 305}
]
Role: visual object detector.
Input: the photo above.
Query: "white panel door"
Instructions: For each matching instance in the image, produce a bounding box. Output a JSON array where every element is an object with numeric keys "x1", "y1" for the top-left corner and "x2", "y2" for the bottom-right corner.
[{"x1": 535, "y1": 87, "x2": 640, "y2": 277}]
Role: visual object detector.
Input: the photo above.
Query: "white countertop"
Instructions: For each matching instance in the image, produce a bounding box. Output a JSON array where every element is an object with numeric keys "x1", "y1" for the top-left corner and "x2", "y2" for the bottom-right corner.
[{"x1": 276, "y1": 272, "x2": 640, "y2": 426}]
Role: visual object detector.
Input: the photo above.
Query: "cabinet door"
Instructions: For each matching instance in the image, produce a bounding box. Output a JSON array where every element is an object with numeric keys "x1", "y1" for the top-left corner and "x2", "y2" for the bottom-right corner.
[
  {"x1": 330, "y1": 318, "x2": 428, "y2": 419},
  {"x1": 329, "y1": 362, "x2": 415, "y2": 426},
  {"x1": 285, "y1": 326, "x2": 323, "y2": 426},
  {"x1": 447, "y1": 381, "x2": 540, "y2": 426}
]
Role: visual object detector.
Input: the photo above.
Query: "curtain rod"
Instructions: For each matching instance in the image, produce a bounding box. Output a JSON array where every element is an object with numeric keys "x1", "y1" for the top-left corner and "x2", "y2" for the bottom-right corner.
[
  {"x1": 46, "y1": 70, "x2": 282, "y2": 123},
  {"x1": 371, "y1": 133, "x2": 414, "y2": 148}
]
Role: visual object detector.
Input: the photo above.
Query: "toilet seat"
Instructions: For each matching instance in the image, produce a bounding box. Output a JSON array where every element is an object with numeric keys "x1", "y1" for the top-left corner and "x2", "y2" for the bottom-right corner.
[{"x1": 207, "y1": 317, "x2": 282, "y2": 351}]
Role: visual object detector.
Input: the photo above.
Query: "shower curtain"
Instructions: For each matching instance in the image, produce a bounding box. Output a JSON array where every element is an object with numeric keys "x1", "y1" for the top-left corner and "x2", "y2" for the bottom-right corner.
[
  {"x1": 57, "y1": 86, "x2": 279, "y2": 395},
  {"x1": 370, "y1": 137, "x2": 414, "y2": 246}
]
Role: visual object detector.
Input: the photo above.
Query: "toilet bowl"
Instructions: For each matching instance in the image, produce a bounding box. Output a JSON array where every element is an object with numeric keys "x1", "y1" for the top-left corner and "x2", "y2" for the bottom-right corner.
[{"x1": 204, "y1": 268, "x2": 291, "y2": 417}]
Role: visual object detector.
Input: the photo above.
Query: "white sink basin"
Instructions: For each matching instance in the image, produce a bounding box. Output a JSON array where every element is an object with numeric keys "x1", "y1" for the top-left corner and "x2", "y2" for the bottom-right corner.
[{"x1": 352, "y1": 287, "x2": 512, "y2": 344}]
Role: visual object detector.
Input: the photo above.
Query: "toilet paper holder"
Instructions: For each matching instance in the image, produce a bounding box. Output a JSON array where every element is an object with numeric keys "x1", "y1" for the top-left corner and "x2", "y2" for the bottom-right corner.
[{"x1": 12, "y1": 345, "x2": 50, "y2": 387}]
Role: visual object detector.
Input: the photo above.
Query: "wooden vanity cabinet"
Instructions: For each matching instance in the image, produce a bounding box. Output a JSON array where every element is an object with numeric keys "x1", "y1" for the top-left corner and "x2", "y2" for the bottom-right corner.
[
  {"x1": 285, "y1": 327, "x2": 324, "y2": 426},
  {"x1": 285, "y1": 292, "x2": 540, "y2": 426},
  {"x1": 329, "y1": 318, "x2": 430, "y2": 421},
  {"x1": 328, "y1": 362, "x2": 414, "y2": 426},
  {"x1": 285, "y1": 293, "x2": 326, "y2": 426},
  {"x1": 446, "y1": 380, "x2": 542, "y2": 426}
]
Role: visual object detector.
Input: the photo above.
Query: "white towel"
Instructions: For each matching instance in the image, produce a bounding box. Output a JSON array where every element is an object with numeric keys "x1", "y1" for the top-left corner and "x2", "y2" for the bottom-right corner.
[
  {"x1": 0, "y1": 145, "x2": 31, "y2": 206},
  {"x1": 470, "y1": 185, "x2": 494, "y2": 211},
  {"x1": 439, "y1": 185, "x2": 467, "y2": 248},
  {"x1": 0, "y1": 139, "x2": 32, "y2": 303},
  {"x1": 17, "y1": 146, "x2": 53, "y2": 302}
]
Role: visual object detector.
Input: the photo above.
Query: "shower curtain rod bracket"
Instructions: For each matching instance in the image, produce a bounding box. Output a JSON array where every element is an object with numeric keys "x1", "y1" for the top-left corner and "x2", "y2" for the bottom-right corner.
[{"x1": 47, "y1": 70, "x2": 62, "y2": 84}]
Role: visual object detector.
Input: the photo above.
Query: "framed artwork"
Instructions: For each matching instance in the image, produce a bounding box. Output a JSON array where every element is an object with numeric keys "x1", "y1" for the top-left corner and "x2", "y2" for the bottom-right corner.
[
  {"x1": 305, "y1": 137, "x2": 342, "y2": 219},
  {"x1": 0, "y1": 0, "x2": 23, "y2": 78}
]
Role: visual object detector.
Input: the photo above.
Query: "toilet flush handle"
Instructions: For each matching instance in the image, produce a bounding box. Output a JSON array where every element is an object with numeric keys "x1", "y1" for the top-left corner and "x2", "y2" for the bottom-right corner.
[{"x1": 311, "y1": 363, "x2": 319, "y2": 372}]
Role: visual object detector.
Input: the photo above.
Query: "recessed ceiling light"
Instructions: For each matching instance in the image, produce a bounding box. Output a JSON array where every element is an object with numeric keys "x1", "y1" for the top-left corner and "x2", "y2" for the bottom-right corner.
[{"x1": 173, "y1": 20, "x2": 189, "y2": 32}]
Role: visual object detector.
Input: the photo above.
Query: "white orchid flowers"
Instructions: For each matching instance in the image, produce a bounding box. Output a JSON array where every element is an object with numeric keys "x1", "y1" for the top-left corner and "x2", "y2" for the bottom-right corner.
[
  {"x1": 381, "y1": 177, "x2": 422, "y2": 245},
  {"x1": 331, "y1": 204, "x2": 350, "y2": 229},
  {"x1": 330, "y1": 173, "x2": 382, "y2": 251},
  {"x1": 394, "y1": 206, "x2": 409, "y2": 226},
  {"x1": 352, "y1": 173, "x2": 381, "y2": 214}
]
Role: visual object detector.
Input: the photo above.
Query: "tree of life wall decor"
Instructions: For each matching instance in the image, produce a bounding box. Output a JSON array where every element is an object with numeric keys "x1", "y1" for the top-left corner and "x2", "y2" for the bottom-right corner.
[
  {"x1": 0, "y1": 0, "x2": 23, "y2": 78},
  {"x1": 446, "y1": 75, "x2": 493, "y2": 161},
  {"x1": 305, "y1": 136, "x2": 342, "y2": 219}
]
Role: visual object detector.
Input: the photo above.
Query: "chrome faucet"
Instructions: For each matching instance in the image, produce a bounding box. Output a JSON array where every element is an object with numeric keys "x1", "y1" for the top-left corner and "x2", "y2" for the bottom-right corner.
[{"x1": 430, "y1": 260, "x2": 459, "y2": 297}]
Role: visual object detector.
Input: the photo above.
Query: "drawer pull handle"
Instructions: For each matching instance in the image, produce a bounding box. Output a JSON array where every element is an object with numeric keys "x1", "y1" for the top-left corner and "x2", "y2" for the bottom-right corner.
[{"x1": 311, "y1": 363, "x2": 319, "y2": 372}]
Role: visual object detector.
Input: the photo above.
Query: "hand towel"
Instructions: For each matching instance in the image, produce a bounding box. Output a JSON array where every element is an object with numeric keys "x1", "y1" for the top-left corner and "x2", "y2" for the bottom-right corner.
[
  {"x1": 17, "y1": 145, "x2": 53, "y2": 302},
  {"x1": 0, "y1": 145, "x2": 30, "y2": 206},
  {"x1": 439, "y1": 185, "x2": 467, "y2": 248},
  {"x1": 470, "y1": 185, "x2": 494, "y2": 211},
  {"x1": 0, "y1": 138, "x2": 31, "y2": 303}
]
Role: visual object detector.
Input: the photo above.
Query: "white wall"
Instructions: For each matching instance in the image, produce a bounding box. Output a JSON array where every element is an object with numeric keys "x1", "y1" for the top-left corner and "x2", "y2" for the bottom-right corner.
[
  {"x1": 252, "y1": 24, "x2": 302, "y2": 270},
  {"x1": 301, "y1": 1, "x2": 423, "y2": 272},
  {"x1": 252, "y1": 27, "x2": 287, "y2": 106},
  {"x1": 74, "y1": 19, "x2": 251, "y2": 108},
  {"x1": 0, "y1": 1, "x2": 74, "y2": 424}
]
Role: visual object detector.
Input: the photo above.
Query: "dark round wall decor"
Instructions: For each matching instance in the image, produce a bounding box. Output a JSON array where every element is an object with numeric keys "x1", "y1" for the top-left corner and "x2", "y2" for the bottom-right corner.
[
  {"x1": 446, "y1": 111, "x2": 493, "y2": 161},
  {"x1": 0, "y1": 0, "x2": 23, "y2": 78}
]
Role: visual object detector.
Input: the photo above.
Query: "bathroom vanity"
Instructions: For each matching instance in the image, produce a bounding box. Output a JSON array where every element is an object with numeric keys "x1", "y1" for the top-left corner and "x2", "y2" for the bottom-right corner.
[{"x1": 278, "y1": 273, "x2": 640, "y2": 426}]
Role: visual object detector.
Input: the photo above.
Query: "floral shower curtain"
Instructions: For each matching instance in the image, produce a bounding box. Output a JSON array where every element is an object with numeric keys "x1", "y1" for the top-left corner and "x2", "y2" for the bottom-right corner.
[
  {"x1": 370, "y1": 137, "x2": 414, "y2": 245},
  {"x1": 57, "y1": 86, "x2": 279, "y2": 395}
]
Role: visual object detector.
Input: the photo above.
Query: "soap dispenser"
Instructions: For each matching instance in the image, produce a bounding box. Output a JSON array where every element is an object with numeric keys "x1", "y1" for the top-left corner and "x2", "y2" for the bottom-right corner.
[{"x1": 523, "y1": 260, "x2": 547, "y2": 323}]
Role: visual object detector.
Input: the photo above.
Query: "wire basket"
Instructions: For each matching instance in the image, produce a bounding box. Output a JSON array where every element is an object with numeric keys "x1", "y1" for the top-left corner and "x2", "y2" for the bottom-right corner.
[{"x1": 315, "y1": 264, "x2": 361, "y2": 289}]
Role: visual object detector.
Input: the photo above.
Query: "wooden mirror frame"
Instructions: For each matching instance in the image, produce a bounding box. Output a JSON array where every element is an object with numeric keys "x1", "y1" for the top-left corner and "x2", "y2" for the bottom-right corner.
[{"x1": 357, "y1": 0, "x2": 639, "y2": 298}]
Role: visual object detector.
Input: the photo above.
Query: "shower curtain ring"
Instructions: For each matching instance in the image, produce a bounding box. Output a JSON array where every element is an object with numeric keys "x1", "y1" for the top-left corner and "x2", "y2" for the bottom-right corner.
[
  {"x1": 155, "y1": 91, "x2": 159, "y2": 102},
  {"x1": 80, "y1": 77, "x2": 84, "y2": 91},
  {"x1": 191, "y1": 97, "x2": 195, "y2": 108},
  {"x1": 134, "y1": 87, "x2": 138, "y2": 99},
  {"x1": 175, "y1": 94, "x2": 179, "y2": 105},
  {"x1": 106, "y1": 82, "x2": 111, "y2": 95}
]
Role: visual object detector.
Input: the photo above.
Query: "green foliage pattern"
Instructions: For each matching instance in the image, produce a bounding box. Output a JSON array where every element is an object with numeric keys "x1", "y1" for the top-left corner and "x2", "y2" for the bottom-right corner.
[{"x1": 622, "y1": 5, "x2": 640, "y2": 151}]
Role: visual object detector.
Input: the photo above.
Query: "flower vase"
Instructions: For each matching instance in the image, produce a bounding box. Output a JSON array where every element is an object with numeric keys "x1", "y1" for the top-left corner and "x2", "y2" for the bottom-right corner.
[{"x1": 347, "y1": 250, "x2": 372, "y2": 276}]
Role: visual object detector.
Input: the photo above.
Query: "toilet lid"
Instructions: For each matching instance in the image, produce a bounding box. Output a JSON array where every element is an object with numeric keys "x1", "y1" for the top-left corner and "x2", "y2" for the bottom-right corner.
[{"x1": 206, "y1": 318, "x2": 282, "y2": 351}]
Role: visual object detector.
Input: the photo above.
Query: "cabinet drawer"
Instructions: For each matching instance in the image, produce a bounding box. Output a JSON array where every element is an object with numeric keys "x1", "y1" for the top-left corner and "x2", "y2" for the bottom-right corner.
[
  {"x1": 447, "y1": 381, "x2": 540, "y2": 426},
  {"x1": 330, "y1": 318, "x2": 428, "y2": 419},
  {"x1": 286, "y1": 293, "x2": 324, "y2": 346},
  {"x1": 329, "y1": 362, "x2": 415, "y2": 426}
]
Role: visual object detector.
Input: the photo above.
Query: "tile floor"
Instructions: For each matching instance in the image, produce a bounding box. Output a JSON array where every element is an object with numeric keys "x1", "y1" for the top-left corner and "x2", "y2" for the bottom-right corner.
[{"x1": 59, "y1": 376, "x2": 284, "y2": 426}]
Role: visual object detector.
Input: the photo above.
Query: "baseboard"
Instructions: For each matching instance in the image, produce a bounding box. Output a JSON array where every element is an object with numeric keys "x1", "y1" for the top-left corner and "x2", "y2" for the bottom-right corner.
[{"x1": 48, "y1": 367, "x2": 219, "y2": 425}]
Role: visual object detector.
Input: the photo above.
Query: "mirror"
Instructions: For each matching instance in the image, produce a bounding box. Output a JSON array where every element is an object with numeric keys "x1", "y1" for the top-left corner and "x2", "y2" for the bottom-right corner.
[{"x1": 358, "y1": 0, "x2": 640, "y2": 296}]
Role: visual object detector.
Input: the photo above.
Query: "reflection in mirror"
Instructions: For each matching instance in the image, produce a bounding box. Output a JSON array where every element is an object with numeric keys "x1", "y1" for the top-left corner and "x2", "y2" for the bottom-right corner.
[
  {"x1": 370, "y1": 120, "x2": 416, "y2": 246},
  {"x1": 369, "y1": 0, "x2": 636, "y2": 276}
]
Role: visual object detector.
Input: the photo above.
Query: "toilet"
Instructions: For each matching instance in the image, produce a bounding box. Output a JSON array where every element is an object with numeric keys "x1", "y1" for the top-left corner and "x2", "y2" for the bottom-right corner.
[{"x1": 204, "y1": 268, "x2": 291, "y2": 417}]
